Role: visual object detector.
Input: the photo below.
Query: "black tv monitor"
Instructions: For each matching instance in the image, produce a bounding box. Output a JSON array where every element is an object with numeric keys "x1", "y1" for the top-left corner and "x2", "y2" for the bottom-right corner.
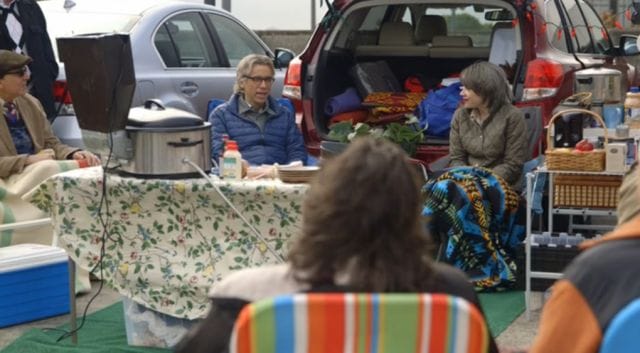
[{"x1": 57, "y1": 33, "x2": 135, "y2": 133}]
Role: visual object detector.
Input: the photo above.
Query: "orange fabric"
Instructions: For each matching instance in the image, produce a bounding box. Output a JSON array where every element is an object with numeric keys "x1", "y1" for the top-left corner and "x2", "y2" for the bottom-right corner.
[
  {"x1": 529, "y1": 280, "x2": 602, "y2": 353},
  {"x1": 467, "y1": 308, "x2": 487, "y2": 353},
  {"x1": 328, "y1": 110, "x2": 370, "y2": 126},
  {"x1": 323, "y1": 295, "x2": 345, "y2": 353},
  {"x1": 308, "y1": 295, "x2": 326, "y2": 353},
  {"x1": 235, "y1": 305, "x2": 252, "y2": 353},
  {"x1": 371, "y1": 106, "x2": 414, "y2": 116},
  {"x1": 580, "y1": 215, "x2": 640, "y2": 250},
  {"x1": 362, "y1": 92, "x2": 426, "y2": 108},
  {"x1": 429, "y1": 295, "x2": 449, "y2": 353}
]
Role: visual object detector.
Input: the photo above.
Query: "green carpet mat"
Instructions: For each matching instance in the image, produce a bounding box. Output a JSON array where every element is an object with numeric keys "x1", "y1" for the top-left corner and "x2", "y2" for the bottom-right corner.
[
  {"x1": 2, "y1": 291, "x2": 523, "y2": 352},
  {"x1": 0, "y1": 302, "x2": 169, "y2": 353},
  {"x1": 479, "y1": 290, "x2": 525, "y2": 336}
]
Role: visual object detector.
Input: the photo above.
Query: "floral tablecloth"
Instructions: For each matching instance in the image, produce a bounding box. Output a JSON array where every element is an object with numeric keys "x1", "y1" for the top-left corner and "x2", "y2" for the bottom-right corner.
[{"x1": 24, "y1": 167, "x2": 308, "y2": 319}]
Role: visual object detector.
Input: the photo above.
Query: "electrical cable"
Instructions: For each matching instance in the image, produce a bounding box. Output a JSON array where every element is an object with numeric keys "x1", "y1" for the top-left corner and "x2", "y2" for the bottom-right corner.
[{"x1": 182, "y1": 158, "x2": 286, "y2": 263}]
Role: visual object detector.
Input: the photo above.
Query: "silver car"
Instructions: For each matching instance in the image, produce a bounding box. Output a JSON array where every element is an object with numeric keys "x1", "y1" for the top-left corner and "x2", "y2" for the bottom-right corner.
[{"x1": 41, "y1": 0, "x2": 293, "y2": 147}]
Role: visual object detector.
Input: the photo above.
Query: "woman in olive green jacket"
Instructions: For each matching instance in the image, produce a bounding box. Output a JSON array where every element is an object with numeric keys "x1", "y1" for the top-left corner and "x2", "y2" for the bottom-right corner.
[{"x1": 448, "y1": 61, "x2": 528, "y2": 188}]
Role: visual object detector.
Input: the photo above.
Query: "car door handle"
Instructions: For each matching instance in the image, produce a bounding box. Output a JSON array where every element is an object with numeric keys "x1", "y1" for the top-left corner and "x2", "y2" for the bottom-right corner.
[{"x1": 180, "y1": 82, "x2": 199, "y2": 97}]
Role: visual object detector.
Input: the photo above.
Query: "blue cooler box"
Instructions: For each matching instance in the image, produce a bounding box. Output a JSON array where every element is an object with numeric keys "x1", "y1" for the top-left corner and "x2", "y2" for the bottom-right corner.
[{"x1": 0, "y1": 244, "x2": 70, "y2": 328}]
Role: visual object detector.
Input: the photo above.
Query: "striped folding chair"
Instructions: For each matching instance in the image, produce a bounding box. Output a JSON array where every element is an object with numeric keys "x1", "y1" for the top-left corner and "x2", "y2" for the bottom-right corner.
[{"x1": 229, "y1": 293, "x2": 489, "y2": 353}]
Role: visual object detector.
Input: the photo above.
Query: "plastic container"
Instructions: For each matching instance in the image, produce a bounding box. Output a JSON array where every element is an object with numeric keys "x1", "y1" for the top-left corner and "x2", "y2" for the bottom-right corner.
[
  {"x1": 122, "y1": 296, "x2": 199, "y2": 348},
  {"x1": 624, "y1": 87, "x2": 640, "y2": 128},
  {"x1": 0, "y1": 244, "x2": 70, "y2": 327},
  {"x1": 221, "y1": 140, "x2": 243, "y2": 180}
]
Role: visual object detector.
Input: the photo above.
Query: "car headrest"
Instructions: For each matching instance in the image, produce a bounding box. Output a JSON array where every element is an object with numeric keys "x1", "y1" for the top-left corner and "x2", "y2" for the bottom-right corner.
[
  {"x1": 378, "y1": 22, "x2": 414, "y2": 46},
  {"x1": 415, "y1": 15, "x2": 447, "y2": 44}
]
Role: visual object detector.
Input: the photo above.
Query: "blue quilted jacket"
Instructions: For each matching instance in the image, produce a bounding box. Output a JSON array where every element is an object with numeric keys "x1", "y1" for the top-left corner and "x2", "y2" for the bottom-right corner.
[{"x1": 210, "y1": 94, "x2": 307, "y2": 165}]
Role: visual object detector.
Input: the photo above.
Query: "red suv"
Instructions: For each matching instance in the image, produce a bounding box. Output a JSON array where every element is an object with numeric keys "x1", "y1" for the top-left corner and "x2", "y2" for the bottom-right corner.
[{"x1": 283, "y1": 0, "x2": 640, "y2": 163}]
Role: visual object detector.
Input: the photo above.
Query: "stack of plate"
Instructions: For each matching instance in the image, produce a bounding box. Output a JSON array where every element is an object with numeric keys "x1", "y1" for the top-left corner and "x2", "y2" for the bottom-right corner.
[{"x1": 277, "y1": 166, "x2": 320, "y2": 183}]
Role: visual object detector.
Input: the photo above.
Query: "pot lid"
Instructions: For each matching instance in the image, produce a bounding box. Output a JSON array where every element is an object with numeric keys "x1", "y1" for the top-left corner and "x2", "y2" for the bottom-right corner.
[{"x1": 128, "y1": 99, "x2": 203, "y2": 128}]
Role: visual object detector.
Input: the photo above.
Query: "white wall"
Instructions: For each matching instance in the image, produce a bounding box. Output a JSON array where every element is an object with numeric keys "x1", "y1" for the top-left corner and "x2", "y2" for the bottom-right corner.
[
  {"x1": 193, "y1": 0, "x2": 327, "y2": 30},
  {"x1": 233, "y1": 0, "x2": 326, "y2": 30}
]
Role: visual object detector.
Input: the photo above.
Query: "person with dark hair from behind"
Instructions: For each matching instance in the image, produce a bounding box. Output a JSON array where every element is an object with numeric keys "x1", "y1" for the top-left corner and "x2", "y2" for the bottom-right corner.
[
  {"x1": 526, "y1": 163, "x2": 640, "y2": 353},
  {"x1": 175, "y1": 137, "x2": 499, "y2": 353},
  {"x1": 0, "y1": 0, "x2": 59, "y2": 121}
]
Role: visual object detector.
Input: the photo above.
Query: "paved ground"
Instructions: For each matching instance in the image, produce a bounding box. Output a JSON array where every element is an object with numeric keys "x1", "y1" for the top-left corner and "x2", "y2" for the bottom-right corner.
[{"x1": 0, "y1": 281, "x2": 543, "y2": 351}]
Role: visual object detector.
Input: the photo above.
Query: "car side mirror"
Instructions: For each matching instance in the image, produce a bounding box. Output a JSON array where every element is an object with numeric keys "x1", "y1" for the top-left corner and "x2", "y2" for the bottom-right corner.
[
  {"x1": 619, "y1": 35, "x2": 640, "y2": 56},
  {"x1": 274, "y1": 48, "x2": 295, "y2": 68}
]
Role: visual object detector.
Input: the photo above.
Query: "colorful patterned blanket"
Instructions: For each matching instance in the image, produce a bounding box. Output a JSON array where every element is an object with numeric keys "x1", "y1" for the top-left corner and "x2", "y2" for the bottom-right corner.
[{"x1": 422, "y1": 166, "x2": 526, "y2": 291}]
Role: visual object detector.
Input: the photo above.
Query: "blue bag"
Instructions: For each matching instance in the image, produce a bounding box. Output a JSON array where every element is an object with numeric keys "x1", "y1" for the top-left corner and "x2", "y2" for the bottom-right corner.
[{"x1": 417, "y1": 82, "x2": 462, "y2": 137}]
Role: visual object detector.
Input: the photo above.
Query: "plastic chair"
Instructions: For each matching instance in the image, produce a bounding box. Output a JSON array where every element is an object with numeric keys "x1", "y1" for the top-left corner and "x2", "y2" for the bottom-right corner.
[
  {"x1": 599, "y1": 298, "x2": 640, "y2": 353},
  {"x1": 229, "y1": 293, "x2": 490, "y2": 353}
]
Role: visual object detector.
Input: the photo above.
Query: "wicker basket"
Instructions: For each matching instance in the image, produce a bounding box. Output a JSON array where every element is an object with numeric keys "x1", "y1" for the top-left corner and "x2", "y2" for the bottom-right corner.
[
  {"x1": 545, "y1": 108, "x2": 607, "y2": 172},
  {"x1": 553, "y1": 174, "x2": 622, "y2": 208}
]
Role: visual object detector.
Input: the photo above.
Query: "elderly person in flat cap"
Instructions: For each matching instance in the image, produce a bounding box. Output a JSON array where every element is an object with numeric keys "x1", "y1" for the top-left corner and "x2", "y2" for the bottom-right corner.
[
  {"x1": 0, "y1": 50, "x2": 99, "y2": 178},
  {"x1": 0, "y1": 50, "x2": 99, "y2": 254}
]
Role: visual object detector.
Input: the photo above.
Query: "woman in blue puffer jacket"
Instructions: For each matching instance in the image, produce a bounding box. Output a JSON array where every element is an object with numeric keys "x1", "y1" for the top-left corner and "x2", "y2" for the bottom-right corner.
[{"x1": 210, "y1": 54, "x2": 307, "y2": 166}]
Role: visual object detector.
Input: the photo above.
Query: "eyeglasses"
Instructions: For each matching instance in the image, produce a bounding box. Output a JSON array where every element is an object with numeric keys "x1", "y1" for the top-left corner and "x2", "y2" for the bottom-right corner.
[
  {"x1": 5, "y1": 66, "x2": 29, "y2": 77},
  {"x1": 243, "y1": 75, "x2": 275, "y2": 85}
]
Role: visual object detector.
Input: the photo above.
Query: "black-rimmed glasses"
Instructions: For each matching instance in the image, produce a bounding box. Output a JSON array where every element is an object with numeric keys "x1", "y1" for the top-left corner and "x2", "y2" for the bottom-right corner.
[{"x1": 243, "y1": 75, "x2": 275, "y2": 84}]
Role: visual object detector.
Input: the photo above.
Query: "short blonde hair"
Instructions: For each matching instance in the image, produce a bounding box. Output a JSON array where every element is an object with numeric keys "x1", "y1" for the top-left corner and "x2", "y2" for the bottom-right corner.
[{"x1": 234, "y1": 54, "x2": 275, "y2": 94}]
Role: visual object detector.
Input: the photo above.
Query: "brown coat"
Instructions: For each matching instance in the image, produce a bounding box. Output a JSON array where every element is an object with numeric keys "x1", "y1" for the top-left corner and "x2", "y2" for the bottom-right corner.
[
  {"x1": 448, "y1": 103, "x2": 528, "y2": 187},
  {"x1": 0, "y1": 94, "x2": 79, "y2": 178}
]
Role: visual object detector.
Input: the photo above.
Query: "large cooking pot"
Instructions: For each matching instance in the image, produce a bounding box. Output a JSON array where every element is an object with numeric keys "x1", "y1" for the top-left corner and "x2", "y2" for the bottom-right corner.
[
  {"x1": 574, "y1": 67, "x2": 624, "y2": 103},
  {"x1": 118, "y1": 100, "x2": 211, "y2": 178}
]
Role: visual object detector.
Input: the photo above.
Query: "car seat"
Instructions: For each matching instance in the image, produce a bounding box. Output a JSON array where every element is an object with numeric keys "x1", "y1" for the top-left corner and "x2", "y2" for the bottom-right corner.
[{"x1": 414, "y1": 14, "x2": 447, "y2": 45}]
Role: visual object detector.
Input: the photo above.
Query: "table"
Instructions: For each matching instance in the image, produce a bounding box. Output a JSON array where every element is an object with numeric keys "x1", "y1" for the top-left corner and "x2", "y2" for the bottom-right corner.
[{"x1": 25, "y1": 167, "x2": 308, "y2": 320}]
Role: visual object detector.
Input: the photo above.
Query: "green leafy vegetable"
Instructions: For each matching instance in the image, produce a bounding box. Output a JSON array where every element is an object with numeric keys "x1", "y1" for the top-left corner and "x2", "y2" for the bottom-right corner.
[{"x1": 327, "y1": 115, "x2": 424, "y2": 156}]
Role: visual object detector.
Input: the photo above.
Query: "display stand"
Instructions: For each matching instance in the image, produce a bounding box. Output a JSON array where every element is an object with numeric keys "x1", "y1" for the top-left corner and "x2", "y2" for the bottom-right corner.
[{"x1": 524, "y1": 168, "x2": 623, "y2": 317}]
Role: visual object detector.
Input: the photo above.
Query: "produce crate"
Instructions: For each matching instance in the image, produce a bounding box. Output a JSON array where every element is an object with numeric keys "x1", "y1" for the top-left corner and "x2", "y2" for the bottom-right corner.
[{"x1": 553, "y1": 174, "x2": 622, "y2": 208}]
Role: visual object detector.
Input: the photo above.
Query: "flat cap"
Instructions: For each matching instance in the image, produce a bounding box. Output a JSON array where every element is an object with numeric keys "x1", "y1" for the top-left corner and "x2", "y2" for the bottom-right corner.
[{"x1": 0, "y1": 50, "x2": 32, "y2": 76}]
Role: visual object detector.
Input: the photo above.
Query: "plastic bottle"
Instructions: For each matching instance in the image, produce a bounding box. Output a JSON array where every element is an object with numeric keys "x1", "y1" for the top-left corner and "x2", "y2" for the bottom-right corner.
[
  {"x1": 624, "y1": 87, "x2": 640, "y2": 128},
  {"x1": 221, "y1": 140, "x2": 243, "y2": 180},
  {"x1": 217, "y1": 134, "x2": 230, "y2": 176}
]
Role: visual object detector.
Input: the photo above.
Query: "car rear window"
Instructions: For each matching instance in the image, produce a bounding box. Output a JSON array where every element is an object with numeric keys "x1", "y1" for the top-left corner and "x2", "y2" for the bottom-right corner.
[
  {"x1": 423, "y1": 5, "x2": 495, "y2": 47},
  {"x1": 332, "y1": 3, "x2": 508, "y2": 50}
]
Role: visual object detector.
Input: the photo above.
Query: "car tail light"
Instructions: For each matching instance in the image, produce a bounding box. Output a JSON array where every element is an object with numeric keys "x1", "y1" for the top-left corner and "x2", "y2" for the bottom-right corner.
[
  {"x1": 522, "y1": 58, "x2": 564, "y2": 101},
  {"x1": 53, "y1": 80, "x2": 74, "y2": 115},
  {"x1": 283, "y1": 57, "x2": 302, "y2": 101}
]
